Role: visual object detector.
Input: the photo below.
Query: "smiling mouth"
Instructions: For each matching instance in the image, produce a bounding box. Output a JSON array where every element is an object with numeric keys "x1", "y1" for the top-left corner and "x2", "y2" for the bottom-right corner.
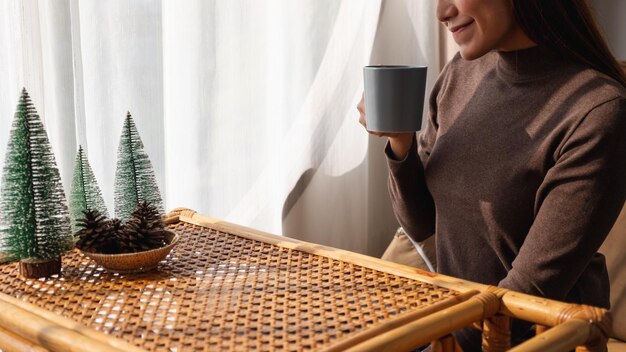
[{"x1": 449, "y1": 20, "x2": 474, "y2": 33}]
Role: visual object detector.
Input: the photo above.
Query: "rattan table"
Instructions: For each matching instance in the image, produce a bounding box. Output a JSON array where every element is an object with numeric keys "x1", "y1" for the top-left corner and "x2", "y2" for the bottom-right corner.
[{"x1": 0, "y1": 209, "x2": 615, "y2": 351}]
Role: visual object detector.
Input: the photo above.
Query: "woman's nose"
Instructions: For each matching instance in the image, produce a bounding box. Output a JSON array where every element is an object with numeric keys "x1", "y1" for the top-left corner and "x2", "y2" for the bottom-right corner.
[{"x1": 436, "y1": 0, "x2": 457, "y2": 24}]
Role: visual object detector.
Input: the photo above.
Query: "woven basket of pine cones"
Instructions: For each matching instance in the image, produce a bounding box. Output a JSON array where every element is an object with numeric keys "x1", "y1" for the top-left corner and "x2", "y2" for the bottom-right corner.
[
  {"x1": 80, "y1": 231, "x2": 178, "y2": 273},
  {"x1": 75, "y1": 202, "x2": 179, "y2": 273}
]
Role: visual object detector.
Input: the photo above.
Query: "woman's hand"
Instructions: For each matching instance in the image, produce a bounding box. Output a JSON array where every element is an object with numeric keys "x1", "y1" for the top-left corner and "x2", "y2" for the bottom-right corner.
[{"x1": 357, "y1": 93, "x2": 415, "y2": 160}]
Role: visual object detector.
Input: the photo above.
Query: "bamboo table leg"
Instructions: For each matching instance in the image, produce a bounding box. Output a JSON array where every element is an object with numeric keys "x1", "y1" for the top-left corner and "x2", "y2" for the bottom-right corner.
[
  {"x1": 431, "y1": 334, "x2": 458, "y2": 352},
  {"x1": 536, "y1": 325, "x2": 549, "y2": 335},
  {"x1": 482, "y1": 314, "x2": 511, "y2": 351}
]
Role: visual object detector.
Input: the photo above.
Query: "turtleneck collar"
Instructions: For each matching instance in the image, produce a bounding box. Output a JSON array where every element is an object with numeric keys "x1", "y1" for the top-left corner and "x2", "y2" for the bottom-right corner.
[{"x1": 496, "y1": 45, "x2": 566, "y2": 83}]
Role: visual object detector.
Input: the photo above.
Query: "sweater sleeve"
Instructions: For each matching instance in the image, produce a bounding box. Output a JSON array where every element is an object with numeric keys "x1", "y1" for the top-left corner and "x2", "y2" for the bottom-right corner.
[
  {"x1": 386, "y1": 135, "x2": 436, "y2": 242},
  {"x1": 499, "y1": 97, "x2": 626, "y2": 301},
  {"x1": 385, "y1": 72, "x2": 444, "y2": 243}
]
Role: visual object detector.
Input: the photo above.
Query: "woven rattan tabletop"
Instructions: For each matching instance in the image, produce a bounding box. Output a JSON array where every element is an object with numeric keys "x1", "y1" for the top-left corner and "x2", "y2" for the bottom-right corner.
[{"x1": 0, "y1": 209, "x2": 485, "y2": 351}]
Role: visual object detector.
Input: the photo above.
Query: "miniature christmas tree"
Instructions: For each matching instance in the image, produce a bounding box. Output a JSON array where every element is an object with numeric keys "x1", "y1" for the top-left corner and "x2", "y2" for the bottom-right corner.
[
  {"x1": 70, "y1": 145, "x2": 109, "y2": 233},
  {"x1": 0, "y1": 88, "x2": 73, "y2": 277},
  {"x1": 114, "y1": 112, "x2": 164, "y2": 221}
]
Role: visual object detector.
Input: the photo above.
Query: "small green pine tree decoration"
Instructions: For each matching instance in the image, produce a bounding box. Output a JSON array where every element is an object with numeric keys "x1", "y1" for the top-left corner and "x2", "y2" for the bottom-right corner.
[
  {"x1": 114, "y1": 112, "x2": 164, "y2": 221},
  {"x1": 70, "y1": 145, "x2": 109, "y2": 233},
  {"x1": 0, "y1": 88, "x2": 73, "y2": 267}
]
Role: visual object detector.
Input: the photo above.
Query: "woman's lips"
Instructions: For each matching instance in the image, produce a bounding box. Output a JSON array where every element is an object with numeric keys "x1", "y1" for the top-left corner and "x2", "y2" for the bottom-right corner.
[
  {"x1": 449, "y1": 20, "x2": 474, "y2": 34},
  {"x1": 450, "y1": 20, "x2": 474, "y2": 41}
]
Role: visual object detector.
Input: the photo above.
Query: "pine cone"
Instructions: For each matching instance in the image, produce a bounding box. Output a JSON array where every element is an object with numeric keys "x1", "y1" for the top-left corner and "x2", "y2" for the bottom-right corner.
[
  {"x1": 75, "y1": 210, "x2": 117, "y2": 254},
  {"x1": 117, "y1": 218, "x2": 168, "y2": 253},
  {"x1": 105, "y1": 218, "x2": 127, "y2": 254},
  {"x1": 115, "y1": 201, "x2": 168, "y2": 253},
  {"x1": 132, "y1": 201, "x2": 164, "y2": 231}
]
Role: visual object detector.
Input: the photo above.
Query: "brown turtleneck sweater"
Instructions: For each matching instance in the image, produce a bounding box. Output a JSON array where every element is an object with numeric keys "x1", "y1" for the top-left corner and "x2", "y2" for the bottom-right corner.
[{"x1": 386, "y1": 46, "x2": 626, "y2": 349}]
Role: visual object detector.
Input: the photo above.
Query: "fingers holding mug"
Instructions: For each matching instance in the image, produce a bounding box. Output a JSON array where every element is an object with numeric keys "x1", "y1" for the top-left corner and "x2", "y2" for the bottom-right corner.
[
  {"x1": 357, "y1": 93, "x2": 367, "y2": 129},
  {"x1": 357, "y1": 93, "x2": 387, "y2": 137}
]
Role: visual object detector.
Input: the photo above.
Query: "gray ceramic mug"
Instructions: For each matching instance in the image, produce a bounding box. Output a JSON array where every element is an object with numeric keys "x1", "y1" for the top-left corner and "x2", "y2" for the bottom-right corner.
[{"x1": 363, "y1": 65, "x2": 427, "y2": 132}]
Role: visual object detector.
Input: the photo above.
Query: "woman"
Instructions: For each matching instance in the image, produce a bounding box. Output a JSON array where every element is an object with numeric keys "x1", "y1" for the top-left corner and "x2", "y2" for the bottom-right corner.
[{"x1": 358, "y1": 0, "x2": 626, "y2": 350}]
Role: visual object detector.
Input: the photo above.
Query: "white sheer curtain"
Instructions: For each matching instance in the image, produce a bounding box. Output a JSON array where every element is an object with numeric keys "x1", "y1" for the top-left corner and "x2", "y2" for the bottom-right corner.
[{"x1": 0, "y1": 0, "x2": 440, "y2": 256}]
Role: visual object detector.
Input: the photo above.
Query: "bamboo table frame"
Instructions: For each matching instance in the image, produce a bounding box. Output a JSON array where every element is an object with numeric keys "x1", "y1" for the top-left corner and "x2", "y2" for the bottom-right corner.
[{"x1": 0, "y1": 208, "x2": 614, "y2": 351}]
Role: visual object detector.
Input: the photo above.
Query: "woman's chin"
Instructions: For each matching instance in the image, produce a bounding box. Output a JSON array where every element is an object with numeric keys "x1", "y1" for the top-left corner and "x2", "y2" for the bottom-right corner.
[{"x1": 457, "y1": 44, "x2": 491, "y2": 61}]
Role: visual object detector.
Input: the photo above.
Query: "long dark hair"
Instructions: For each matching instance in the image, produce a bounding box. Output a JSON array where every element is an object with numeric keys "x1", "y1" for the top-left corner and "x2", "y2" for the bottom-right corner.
[{"x1": 512, "y1": 0, "x2": 626, "y2": 87}]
